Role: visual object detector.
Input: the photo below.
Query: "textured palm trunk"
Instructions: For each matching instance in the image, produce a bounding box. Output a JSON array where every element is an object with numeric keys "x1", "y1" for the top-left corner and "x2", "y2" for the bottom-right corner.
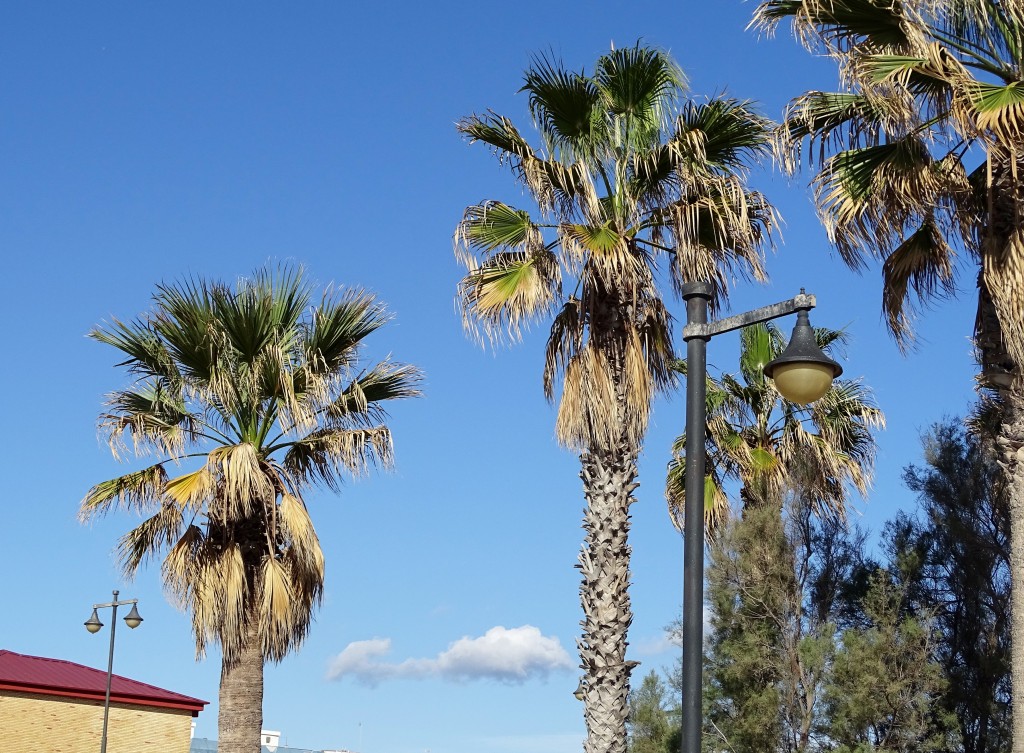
[
  {"x1": 983, "y1": 151, "x2": 1024, "y2": 753},
  {"x1": 995, "y1": 390, "x2": 1024, "y2": 753},
  {"x1": 217, "y1": 625, "x2": 265, "y2": 753},
  {"x1": 577, "y1": 441, "x2": 639, "y2": 753}
]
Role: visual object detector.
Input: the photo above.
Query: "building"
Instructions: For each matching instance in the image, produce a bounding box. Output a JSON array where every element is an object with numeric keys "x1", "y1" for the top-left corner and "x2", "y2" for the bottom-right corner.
[{"x1": 0, "y1": 649, "x2": 207, "y2": 752}]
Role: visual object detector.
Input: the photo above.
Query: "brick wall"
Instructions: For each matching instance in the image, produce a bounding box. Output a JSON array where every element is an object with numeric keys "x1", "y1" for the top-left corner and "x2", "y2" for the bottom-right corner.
[{"x1": 1, "y1": 688, "x2": 195, "y2": 752}]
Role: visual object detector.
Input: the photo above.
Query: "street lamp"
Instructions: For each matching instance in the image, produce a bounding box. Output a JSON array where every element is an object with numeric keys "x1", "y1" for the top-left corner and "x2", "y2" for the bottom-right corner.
[
  {"x1": 679, "y1": 282, "x2": 841, "y2": 753},
  {"x1": 85, "y1": 589, "x2": 143, "y2": 753}
]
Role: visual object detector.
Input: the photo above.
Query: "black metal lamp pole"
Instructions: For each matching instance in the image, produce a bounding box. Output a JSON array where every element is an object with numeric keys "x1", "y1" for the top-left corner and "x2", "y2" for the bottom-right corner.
[
  {"x1": 678, "y1": 282, "x2": 840, "y2": 753},
  {"x1": 84, "y1": 589, "x2": 143, "y2": 753}
]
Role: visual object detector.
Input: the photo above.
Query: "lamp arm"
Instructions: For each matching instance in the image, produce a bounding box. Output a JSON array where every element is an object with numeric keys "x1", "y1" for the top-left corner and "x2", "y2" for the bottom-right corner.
[{"x1": 682, "y1": 292, "x2": 815, "y2": 341}]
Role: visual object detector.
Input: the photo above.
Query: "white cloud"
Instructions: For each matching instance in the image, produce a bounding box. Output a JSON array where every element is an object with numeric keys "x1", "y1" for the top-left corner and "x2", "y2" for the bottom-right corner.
[{"x1": 326, "y1": 625, "x2": 573, "y2": 686}]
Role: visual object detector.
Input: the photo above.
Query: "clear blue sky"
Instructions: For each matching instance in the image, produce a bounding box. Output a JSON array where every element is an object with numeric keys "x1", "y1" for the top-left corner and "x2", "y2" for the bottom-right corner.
[{"x1": 1, "y1": 3, "x2": 978, "y2": 753}]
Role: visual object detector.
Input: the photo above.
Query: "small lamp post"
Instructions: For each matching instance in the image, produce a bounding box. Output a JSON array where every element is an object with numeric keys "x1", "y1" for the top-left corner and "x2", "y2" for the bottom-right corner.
[
  {"x1": 679, "y1": 282, "x2": 841, "y2": 753},
  {"x1": 85, "y1": 590, "x2": 143, "y2": 753}
]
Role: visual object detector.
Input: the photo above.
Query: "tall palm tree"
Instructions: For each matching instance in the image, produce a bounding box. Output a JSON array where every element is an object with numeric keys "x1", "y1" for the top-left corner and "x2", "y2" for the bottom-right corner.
[
  {"x1": 666, "y1": 323, "x2": 884, "y2": 532},
  {"x1": 79, "y1": 266, "x2": 421, "y2": 753},
  {"x1": 751, "y1": 1, "x2": 1024, "y2": 746},
  {"x1": 454, "y1": 44, "x2": 776, "y2": 753}
]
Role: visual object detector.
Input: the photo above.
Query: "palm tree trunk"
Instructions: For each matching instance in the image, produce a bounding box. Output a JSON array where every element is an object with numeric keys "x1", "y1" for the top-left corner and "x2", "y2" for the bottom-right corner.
[
  {"x1": 995, "y1": 391, "x2": 1024, "y2": 753},
  {"x1": 217, "y1": 625, "x2": 265, "y2": 753},
  {"x1": 983, "y1": 150, "x2": 1024, "y2": 753},
  {"x1": 578, "y1": 442, "x2": 639, "y2": 753}
]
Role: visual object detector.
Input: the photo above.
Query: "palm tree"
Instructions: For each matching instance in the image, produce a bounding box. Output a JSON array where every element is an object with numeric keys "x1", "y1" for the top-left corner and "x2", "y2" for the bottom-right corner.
[
  {"x1": 750, "y1": 2, "x2": 1024, "y2": 746},
  {"x1": 79, "y1": 265, "x2": 421, "y2": 753},
  {"x1": 454, "y1": 44, "x2": 776, "y2": 753},
  {"x1": 666, "y1": 323, "x2": 884, "y2": 532}
]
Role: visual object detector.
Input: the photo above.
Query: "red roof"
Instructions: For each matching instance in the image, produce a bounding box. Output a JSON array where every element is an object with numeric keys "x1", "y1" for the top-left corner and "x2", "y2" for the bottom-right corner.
[{"x1": 0, "y1": 650, "x2": 208, "y2": 715}]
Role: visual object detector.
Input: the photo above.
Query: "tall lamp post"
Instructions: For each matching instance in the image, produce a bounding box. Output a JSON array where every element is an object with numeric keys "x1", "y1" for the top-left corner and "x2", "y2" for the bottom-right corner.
[
  {"x1": 679, "y1": 282, "x2": 842, "y2": 753},
  {"x1": 84, "y1": 590, "x2": 143, "y2": 753}
]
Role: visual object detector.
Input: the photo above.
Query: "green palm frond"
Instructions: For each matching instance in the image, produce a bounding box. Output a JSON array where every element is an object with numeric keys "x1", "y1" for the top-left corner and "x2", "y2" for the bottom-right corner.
[
  {"x1": 284, "y1": 426, "x2": 393, "y2": 490},
  {"x1": 80, "y1": 464, "x2": 168, "y2": 518},
  {"x1": 151, "y1": 277, "x2": 220, "y2": 383},
  {"x1": 754, "y1": 0, "x2": 909, "y2": 50},
  {"x1": 118, "y1": 502, "x2": 186, "y2": 574},
  {"x1": 817, "y1": 136, "x2": 939, "y2": 266},
  {"x1": 971, "y1": 80, "x2": 1024, "y2": 139},
  {"x1": 457, "y1": 248, "x2": 562, "y2": 343},
  {"x1": 779, "y1": 91, "x2": 894, "y2": 172},
  {"x1": 100, "y1": 381, "x2": 198, "y2": 457},
  {"x1": 456, "y1": 202, "x2": 541, "y2": 254},
  {"x1": 521, "y1": 53, "x2": 602, "y2": 158},
  {"x1": 677, "y1": 98, "x2": 774, "y2": 173},
  {"x1": 457, "y1": 115, "x2": 593, "y2": 213},
  {"x1": 89, "y1": 319, "x2": 181, "y2": 384},
  {"x1": 303, "y1": 290, "x2": 387, "y2": 377},
  {"x1": 325, "y1": 362, "x2": 424, "y2": 426},
  {"x1": 739, "y1": 324, "x2": 776, "y2": 387},
  {"x1": 595, "y1": 45, "x2": 685, "y2": 150},
  {"x1": 665, "y1": 453, "x2": 729, "y2": 532},
  {"x1": 666, "y1": 322, "x2": 883, "y2": 530}
]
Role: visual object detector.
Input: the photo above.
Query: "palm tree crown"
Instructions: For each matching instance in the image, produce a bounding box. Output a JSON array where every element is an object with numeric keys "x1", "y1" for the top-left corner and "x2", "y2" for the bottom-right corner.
[
  {"x1": 754, "y1": 0, "x2": 1024, "y2": 382},
  {"x1": 667, "y1": 323, "x2": 884, "y2": 531},
  {"x1": 456, "y1": 44, "x2": 777, "y2": 448},
  {"x1": 80, "y1": 265, "x2": 421, "y2": 663}
]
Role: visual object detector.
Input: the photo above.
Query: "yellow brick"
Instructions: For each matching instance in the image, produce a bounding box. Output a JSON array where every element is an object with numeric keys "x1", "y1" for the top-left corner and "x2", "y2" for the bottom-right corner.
[{"x1": 1, "y1": 689, "x2": 195, "y2": 752}]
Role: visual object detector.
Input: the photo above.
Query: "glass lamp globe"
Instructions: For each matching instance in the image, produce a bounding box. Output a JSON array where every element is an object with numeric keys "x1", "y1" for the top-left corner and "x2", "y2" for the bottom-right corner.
[{"x1": 763, "y1": 310, "x2": 843, "y2": 405}]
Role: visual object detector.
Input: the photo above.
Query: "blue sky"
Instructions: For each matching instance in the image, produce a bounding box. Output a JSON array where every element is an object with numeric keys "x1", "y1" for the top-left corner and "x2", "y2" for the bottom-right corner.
[{"x1": 1, "y1": 3, "x2": 980, "y2": 753}]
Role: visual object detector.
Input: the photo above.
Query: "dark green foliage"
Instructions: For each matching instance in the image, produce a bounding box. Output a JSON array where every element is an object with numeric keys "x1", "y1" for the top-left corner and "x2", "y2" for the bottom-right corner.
[
  {"x1": 823, "y1": 573, "x2": 952, "y2": 753},
  {"x1": 885, "y1": 418, "x2": 1011, "y2": 753},
  {"x1": 653, "y1": 411, "x2": 1009, "y2": 753},
  {"x1": 704, "y1": 504, "x2": 790, "y2": 753}
]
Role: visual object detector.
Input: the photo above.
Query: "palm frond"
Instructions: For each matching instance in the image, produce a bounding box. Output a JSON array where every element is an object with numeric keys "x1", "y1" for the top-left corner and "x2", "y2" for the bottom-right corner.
[
  {"x1": 89, "y1": 319, "x2": 181, "y2": 385},
  {"x1": 594, "y1": 44, "x2": 686, "y2": 152},
  {"x1": 456, "y1": 202, "x2": 542, "y2": 256},
  {"x1": 80, "y1": 464, "x2": 168, "y2": 519},
  {"x1": 971, "y1": 80, "x2": 1024, "y2": 140},
  {"x1": 164, "y1": 467, "x2": 216, "y2": 510},
  {"x1": 458, "y1": 114, "x2": 595, "y2": 214},
  {"x1": 881, "y1": 219, "x2": 959, "y2": 347},
  {"x1": 284, "y1": 426, "x2": 393, "y2": 490},
  {"x1": 816, "y1": 136, "x2": 938, "y2": 267},
  {"x1": 324, "y1": 361, "x2": 424, "y2": 427},
  {"x1": 456, "y1": 247, "x2": 562, "y2": 345},
  {"x1": 753, "y1": 0, "x2": 910, "y2": 52},
  {"x1": 556, "y1": 345, "x2": 619, "y2": 451},
  {"x1": 205, "y1": 443, "x2": 274, "y2": 522},
  {"x1": 258, "y1": 556, "x2": 295, "y2": 661},
  {"x1": 118, "y1": 502, "x2": 185, "y2": 574},
  {"x1": 543, "y1": 298, "x2": 584, "y2": 401},
  {"x1": 521, "y1": 52, "x2": 603, "y2": 159},
  {"x1": 677, "y1": 98, "x2": 774, "y2": 173}
]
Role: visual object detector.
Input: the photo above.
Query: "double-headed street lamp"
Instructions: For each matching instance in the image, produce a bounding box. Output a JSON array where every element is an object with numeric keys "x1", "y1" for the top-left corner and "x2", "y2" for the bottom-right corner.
[
  {"x1": 84, "y1": 590, "x2": 143, "y2": 753},
  {"x1": 679, "y1": 282, "x2": 842, "y2": 753}
]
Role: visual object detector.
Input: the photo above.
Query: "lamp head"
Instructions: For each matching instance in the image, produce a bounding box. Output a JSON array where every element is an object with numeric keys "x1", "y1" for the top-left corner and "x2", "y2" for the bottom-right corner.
[
  {"x1": 84, "y1": 609, "x2": 103, "y2": 634},
  {"x1": 123, "y1": 603, "x2": 143, "y2": 629},
  {"x1": 763, "y1": 310, "x2": 842, "y2": 405}
]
